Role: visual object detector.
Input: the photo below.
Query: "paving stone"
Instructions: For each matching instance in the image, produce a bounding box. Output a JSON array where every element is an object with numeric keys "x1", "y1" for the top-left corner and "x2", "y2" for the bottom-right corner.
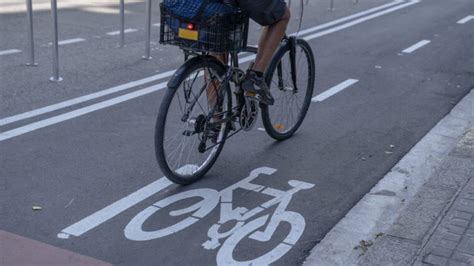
[
  {"x1": 450, "y1": 218, "x2": 471, "y2": 228},
  {"x1": 389, "y1": 186, "x2": 456, "y2": 242},
  {"x1": 456, "y1": 236, "x2": 474, "y2": 255},
  {"x1": 428, "y1": 158, "x2": 474, "y2": 190},
  {"x1": 439, "y1": 239, "x2": 458, "y2": 249},
  {"x1": 452, "y1": 252, "x2": 474, "y2": 264},
  {"x1": 447, "y1": 260, "x2": 469, "y2": 266},
  {"x1": 453, "y1": 211, "x2": 473, "y2": 221},
  {"x1": 466, "y1": 229, "x2": 474, "y2": 236},
  {"x1": 446, "y1": 224, "x2": 467, "y2": 235},
  {"x1": 441, "y1": 232, "x2": 463, "y2": 243},
  {"x1": 431, "y1": 247, "x2": 454, "y2": 258},
  {"x1": 452, "y1": 203, "x2": 474, "y2": 214},
  {"x1": 460, "y1": 198, "x2": 474, "y2": 207},
  {"x1": 423, "y1": 254, "x2": 448, "y2": 265}
]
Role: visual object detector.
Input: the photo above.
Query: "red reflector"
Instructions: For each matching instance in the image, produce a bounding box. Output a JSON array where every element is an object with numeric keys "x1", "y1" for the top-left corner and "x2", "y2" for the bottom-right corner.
[{"x1": 186, "y1": 23, "x2": 194, "y2": 30}]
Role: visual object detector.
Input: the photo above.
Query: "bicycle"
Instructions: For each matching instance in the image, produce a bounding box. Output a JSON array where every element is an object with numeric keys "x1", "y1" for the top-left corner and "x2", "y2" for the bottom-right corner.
[
  {"x1": 124, "y1": 167, "x2": 315, "y2": 264},
  {"x1": 156, "y1": 1, "x2": 315, "y2": 184}
]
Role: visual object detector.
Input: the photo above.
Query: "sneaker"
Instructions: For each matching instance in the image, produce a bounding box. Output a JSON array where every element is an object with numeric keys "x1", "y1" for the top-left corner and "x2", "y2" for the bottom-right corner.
[{"x1": 241, "y1": 69, "x2": 274, "y2": 105}]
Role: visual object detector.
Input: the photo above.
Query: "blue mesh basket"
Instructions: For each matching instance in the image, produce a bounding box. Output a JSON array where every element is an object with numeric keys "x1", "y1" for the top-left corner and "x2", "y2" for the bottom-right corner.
[
  {"x1": 163, "y1": 0, "x2": 238, "y2": 20},
  {"x1": 159, "y1": 1, "x2": 249, "y2": 53}
]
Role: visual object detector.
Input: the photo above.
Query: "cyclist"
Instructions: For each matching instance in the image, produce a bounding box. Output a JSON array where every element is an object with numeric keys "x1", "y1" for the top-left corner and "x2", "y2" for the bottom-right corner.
[{"x1": 221, "y1": 0, "x2": 291, "y2": 106}]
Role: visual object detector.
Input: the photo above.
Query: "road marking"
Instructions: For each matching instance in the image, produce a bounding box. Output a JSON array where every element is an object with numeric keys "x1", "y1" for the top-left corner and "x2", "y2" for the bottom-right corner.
[
  {"x1": 152, "y1": 23, "x2": 161, "y2": 27},
  {"x1": 312, "y1": 79, "x2": 359, "y2": 102},
  {"x1": 402, "y1": 39, "x2": 431, "y2": 54},
  {"x1": 0, "y1": 49, "x2": 22, "y2": 56},
  {"x1": 295, "y1": 0, "x2": 403, "y2": 37},
  {"x1": 0, "y1": 70, "x2": 175, "y2": 127},
  {"x1": 106, "y1": 28, "x2": 138, "y2": 35},
  {"x1": 0, "y1": 82, "x2": 167, "y2": 142},
  {"x1": 457, "y1": 15, "x2": 474, "y2": 24},
  {"x1": 58, "y1": 177, "x2": 173, "y2": 239},
  {"x1": 303, "y1": 0, "x2": 420, "y2": 41},
  {"x1": 50, "y1": 38, "x2": 86, "y2": 46},
  {"x1": 0, "y1": 0, "x2": 419, "y2": 140}
]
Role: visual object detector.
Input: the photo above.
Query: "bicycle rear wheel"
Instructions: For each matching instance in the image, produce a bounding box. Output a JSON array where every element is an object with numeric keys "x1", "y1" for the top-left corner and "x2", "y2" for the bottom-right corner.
[
  {"x1": 155, "y1": 59, "x2": 231, "y2": 184},
  {"x1": 261, "y1": 39, "x2": 315, "y2": 140}
]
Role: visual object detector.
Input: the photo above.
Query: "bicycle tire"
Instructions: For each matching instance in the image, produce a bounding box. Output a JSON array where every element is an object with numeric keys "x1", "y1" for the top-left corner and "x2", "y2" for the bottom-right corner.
[
  {"x1": 155, "y1": 59, "x2": 232, "y2": 184},
  {"x1": 261, "y1": 39, "x2": 315, "y2": 141}
]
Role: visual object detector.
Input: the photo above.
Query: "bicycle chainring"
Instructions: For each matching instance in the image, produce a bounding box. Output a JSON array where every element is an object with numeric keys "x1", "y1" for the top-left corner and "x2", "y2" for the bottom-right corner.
[{"x1": 239, "y1": 98, "x2": 259, "y2": 131}]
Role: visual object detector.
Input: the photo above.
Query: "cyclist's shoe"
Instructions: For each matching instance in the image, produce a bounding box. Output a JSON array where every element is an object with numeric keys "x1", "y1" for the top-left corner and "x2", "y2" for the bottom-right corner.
[{"x1": 241, "y1": 69, "x2": 274, "y2": 106}]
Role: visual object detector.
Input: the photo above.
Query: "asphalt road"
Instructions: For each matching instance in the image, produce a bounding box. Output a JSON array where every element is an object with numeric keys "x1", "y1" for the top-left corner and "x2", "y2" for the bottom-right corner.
[{"x1": 1, "y1": 0, "x2": 473, "y2": 265}]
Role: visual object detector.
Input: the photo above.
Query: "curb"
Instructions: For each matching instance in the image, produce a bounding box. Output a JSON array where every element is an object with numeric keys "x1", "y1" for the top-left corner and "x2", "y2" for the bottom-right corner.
[{"x1": 303, "y1": 89, "x2": 473, "y2": 265}]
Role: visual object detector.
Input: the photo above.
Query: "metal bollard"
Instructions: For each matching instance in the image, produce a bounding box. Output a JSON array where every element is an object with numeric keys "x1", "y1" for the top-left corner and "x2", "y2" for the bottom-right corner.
[
  {"x1": 50, "y1": 0, "x2": 62, "y2": 81},
  {"x1": 120, "y1": 0, "x2": 125, "y2": 47},
  {"x1": 329, "y1": 0, "x2": 335, "y2": 11},
  {"x1": 26, "y1": 0, "x2": 38, "y2": 66},
  {"x1": 143, "y1": 0, "x2": 152, "y2": 60}
]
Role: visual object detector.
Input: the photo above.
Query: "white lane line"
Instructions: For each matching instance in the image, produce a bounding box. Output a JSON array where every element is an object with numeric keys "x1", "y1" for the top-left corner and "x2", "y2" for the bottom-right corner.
[
  {"x1": 312, "y1": 79, "x2": 359, "y2": 103},
  {"x1": 0, "y1": 0, "x2": 419, "y2": 140},
  {"x1": 0, "y1": 70, "x2": 175, "y2": 127},
  {"x1": 52, "y1": 38, "x2": 86, "y2": 46},
  {"x1": 457, "y1": 15, "x2": 474, "y2": 24},
  {"x1": 303, "y1": 0, "x2": 420, "y2": 41},
  {"x1": 152, "y1": 23, "x2": 161, "y2": 27},
  {"x1": 0, "y1": 82, "x2": 167, "y2": 142},
  {"x1": 294, "y1": 0, "x2": 403, "y2": 37},
  {"x1": 58, "y1": 177, "x2": 173, "y2": 239},
  {"x1": 0, "y1": 0, "x2": 407, "y2": 128},
  {"x1": 402, "y1": 40, "x2": 431, "y2": 54},
  {"x1": 0, "y1": 49, "x2": 22, "y2": 56},
  {"x1": 106, "y1": 28, "x2": 138, "y2": 35}
]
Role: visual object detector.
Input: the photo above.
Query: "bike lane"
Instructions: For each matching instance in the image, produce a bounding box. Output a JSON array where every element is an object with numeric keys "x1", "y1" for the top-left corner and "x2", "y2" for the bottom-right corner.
[{"x1": 1, "y1": 0, "x2": 473, "y2": 264}]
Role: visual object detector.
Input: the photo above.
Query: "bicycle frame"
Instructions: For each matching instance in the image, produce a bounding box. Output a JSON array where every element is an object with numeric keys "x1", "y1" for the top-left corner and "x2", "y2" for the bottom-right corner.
[{"x1": 165, "y1": 35, "x2": 302, "y2": 151}]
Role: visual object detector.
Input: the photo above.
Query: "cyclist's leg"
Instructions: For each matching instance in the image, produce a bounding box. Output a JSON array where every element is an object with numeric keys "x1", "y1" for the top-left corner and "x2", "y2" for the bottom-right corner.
[
  {"x1": 206, "y1": 53, "x2": 228, "y2": 109},
  {"x1": 253, "y1": 7, "x2": 291, "y2": 73},
  {"x1": 237, "y1": 0, "x2": 290, "y2": 105}
]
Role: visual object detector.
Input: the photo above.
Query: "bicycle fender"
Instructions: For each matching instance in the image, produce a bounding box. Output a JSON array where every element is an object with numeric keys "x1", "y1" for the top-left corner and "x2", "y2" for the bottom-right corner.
[{"x1": 167, "y1": 55, "x2": 226, "y2": 90}]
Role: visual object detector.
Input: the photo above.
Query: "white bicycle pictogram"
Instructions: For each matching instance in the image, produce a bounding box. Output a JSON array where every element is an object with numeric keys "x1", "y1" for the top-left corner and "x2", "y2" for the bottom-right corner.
[{"x1": 124, "y1": 167, "x2": 314, "y2": 265}]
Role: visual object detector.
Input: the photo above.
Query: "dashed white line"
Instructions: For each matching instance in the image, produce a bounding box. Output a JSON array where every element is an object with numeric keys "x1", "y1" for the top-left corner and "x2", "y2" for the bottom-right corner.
[
  {"x1": 0, "y1": 49, "x2": 22, "y2": 56},
  {"x1": 457, "y1": 15, "x2": 474, "y2": 24},
  {"x1": 312, "y1": 79, "x2": 359, "y2": 103},
  {"x1": 0, "y1": 70, "x2": 175, "y2": 127},
  {"x1": 0, "y1": 82, "x2": 167, "y2": 142},
  {"x1": 152, "y1": 23, "x2": 161, "y2": 27},
  {"x1": 303, "y1": 0, "x2": 420, "y2": 41},
  {"x1": 53, "y1": 38, "x2": 86, "y2": 46},
  {"x1": 0, "y1": 0, "x2": 419, "y2": 140},
  {"x1": 402, "y1": 40, "x2": 431, "y2": 54},
  {"x1": 106, "y1": 28, "x2": 138, "y2": 35}
]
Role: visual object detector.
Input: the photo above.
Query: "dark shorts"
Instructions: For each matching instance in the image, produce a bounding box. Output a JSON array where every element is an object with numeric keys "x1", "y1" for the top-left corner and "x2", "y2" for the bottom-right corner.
[{"x1": 236, "y1": 0, "x2": 287, "y2": 26}]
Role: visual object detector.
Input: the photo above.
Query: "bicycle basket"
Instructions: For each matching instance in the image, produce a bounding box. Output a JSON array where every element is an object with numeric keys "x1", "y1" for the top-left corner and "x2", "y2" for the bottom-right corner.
[{"x1": 159, "y1": 0, "x2": 249, "y2": 53}]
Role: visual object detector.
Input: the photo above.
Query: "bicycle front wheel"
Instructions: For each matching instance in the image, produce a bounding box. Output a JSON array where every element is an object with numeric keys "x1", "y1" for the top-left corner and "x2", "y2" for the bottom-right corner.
[
  {"x1": 155, "y1": 59, "x2": 231, "y2": 184},
  {"x1": 261, "y1": 39, "x2": 315, "y2": 140}
]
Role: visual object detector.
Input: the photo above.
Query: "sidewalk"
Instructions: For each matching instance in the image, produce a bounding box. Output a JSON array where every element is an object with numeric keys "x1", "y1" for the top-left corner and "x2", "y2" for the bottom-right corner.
[{"x1": 304, "y1": 89, "x2": 473, "y2": 265}]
